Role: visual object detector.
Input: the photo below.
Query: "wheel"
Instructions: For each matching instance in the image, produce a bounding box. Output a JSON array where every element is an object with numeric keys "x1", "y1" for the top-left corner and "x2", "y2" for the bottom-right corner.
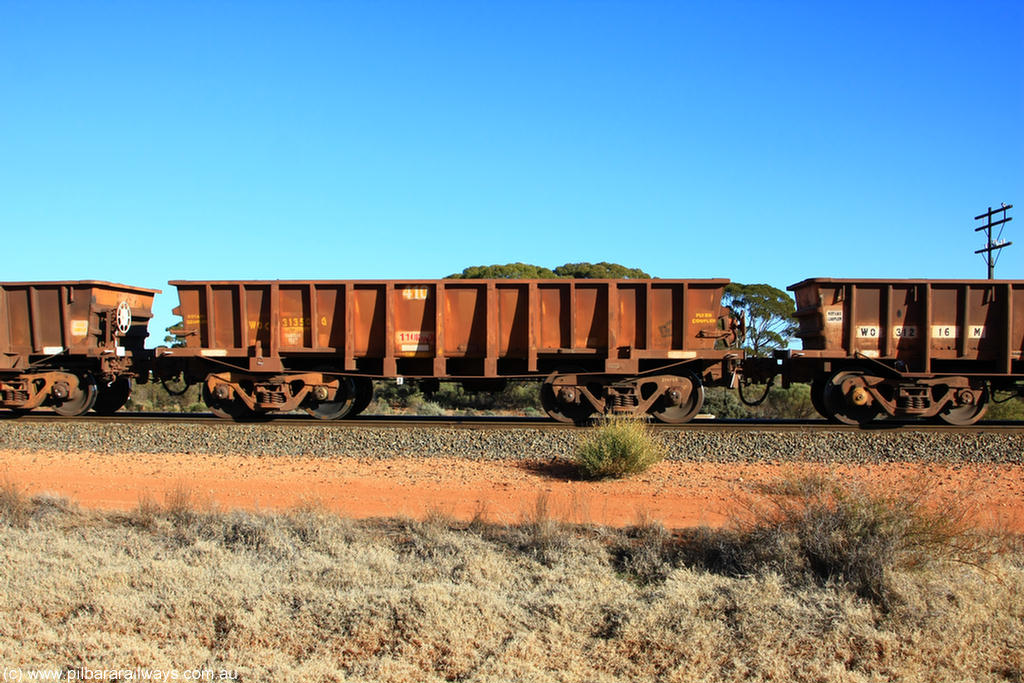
[
  {"x1": 938, "y1": 387, "x2": 989, "y2": 426},
  {"x1": 810, "y1": 375, "x2": 829, "y2": 420},
  {"x1": 53, "y1": 373, "x2": 98, "y2": 416},
  {"x1": 649, "y1": 373, "x2": 704, "y2": 424},
  {"x1": 305, "y1": 375, "x2": 356, "y2": 420},
  {"x1": 93, "y1": 376, "x2": 132, "y2": 415},
  {"x1": 202, "y1": 384, "x2": 261, "y2": 421},
  {"x1": 541, "y1": 369, "x2": 595, "y2": 423},
  {"x1": 822, "y1": 370, "x2": 880, "y2": 426},
  {"x1": 347, "y1": 378, "x2": 374, "y2": 417}
]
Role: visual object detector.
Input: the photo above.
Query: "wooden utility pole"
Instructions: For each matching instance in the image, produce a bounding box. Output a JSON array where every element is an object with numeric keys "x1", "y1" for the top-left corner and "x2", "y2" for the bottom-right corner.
[{"x1": 974, "y1": 204, "x2": 1013, "y2": 279}]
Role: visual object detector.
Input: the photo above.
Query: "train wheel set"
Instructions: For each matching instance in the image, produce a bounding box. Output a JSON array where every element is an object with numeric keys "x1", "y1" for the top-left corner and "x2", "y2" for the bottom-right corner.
[{"x1": 2, "y1": 277, "x2": 1022, "y2": 425}]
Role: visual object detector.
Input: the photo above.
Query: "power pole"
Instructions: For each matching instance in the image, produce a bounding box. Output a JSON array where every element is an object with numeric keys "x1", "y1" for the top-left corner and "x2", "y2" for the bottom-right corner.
[{"x1": 974, "y1": 204, "x2": 1013, "y2": 279}]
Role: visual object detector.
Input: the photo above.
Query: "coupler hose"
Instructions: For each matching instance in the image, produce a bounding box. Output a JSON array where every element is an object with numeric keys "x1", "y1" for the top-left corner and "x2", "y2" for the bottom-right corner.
[
  {"x1": 161, "y1": 376, "x2": 191, "y2": 397},
  {"x1": 738, "y1": 376, "x2": 775, "y2": 407}
]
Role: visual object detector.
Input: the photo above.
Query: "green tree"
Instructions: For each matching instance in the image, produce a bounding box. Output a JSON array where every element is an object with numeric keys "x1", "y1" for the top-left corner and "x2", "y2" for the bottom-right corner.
[
  {"x1": 723, "y1": 283, "x2": 797, "y2": 357},
  {"x1": 448, "y1": 263, "x2": 558, "y2": 279},
  {"x1": 552, "y1": 262, "x2": 650, "y2": 279},
  {"x1": 163, "y1": 323, "x2": 186, "y2": 348},
  {"x1": 448, "y1": 262, "x2": 650, "y2": 279}
]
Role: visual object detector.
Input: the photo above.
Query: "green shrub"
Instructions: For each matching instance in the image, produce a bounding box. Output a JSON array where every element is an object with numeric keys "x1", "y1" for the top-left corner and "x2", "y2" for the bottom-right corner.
[
  {"x1": 124, "y1": 381, "x2": 204, "y2": 413},
  {"x1": 986, "y1": 395, "x2": 1024, "y2": 421},
  {"x1": 573, "y1": 418, "x2": 666, "y2": 480},
  {"x1": 703, "y1": 383, "x2": 818, "y2": 419},
  {"x1": 701, "y1": 387, "x2": 749, "y2": 418},
  {"x1": 414, "y1": 400, "x2": 446, "y2": 416},
  {"x1": 758, "y1": 383, "x2": 817, "y2": 419},
  {"x1": 372, "y1": 380, "x2": 541, "y2": 414}
]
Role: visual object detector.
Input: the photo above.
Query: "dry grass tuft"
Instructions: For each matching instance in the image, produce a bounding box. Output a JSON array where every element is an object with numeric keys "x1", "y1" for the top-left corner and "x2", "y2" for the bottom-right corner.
[
  {"x1": 129, "y1": 493, "x2": 162, "y2": 529},
  {"x1": 695, "y1": 474, "x2": 997, "y2": 607},
  {"x1": 573, "y1": 416, "x2": 666, "y2": 480},
  {"x1": 610, "y1": 515, "x2": 675, "y2": 585},
  {"x1": 163, "y1": 481, "x2": 199, "y2": 524},
  {"x1": 0, "y1": 480, "x2": 32, "y2": 526}
]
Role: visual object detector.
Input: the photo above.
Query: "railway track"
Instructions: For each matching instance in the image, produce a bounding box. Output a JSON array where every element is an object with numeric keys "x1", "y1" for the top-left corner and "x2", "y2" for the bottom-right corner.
[{"x1": 3, "y1": 411, "x2": 1024, "y2": 433}]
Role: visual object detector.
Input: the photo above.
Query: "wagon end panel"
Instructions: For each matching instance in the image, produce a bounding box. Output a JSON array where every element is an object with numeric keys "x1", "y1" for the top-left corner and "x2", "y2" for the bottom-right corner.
[
  {"x1": 171, "y1": 284, "x2": 207, "y2": 349},
  {"x1": 791, "y1": 280, "x2": 842, "y2": 352},
  {"x1": 85, "y1": 283, "x2": 159, "y2": 356}
]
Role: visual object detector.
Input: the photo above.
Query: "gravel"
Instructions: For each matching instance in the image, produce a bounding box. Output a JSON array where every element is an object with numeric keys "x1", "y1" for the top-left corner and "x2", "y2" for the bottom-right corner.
[{"x1": 0, "y1": 420, "x2": 1021, "y2": 464}]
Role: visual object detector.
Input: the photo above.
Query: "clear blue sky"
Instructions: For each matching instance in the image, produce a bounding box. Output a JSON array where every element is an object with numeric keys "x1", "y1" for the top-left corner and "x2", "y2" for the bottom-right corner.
[{"x1": 2, "y1": 1, "x2": 1021, "y2": 343}]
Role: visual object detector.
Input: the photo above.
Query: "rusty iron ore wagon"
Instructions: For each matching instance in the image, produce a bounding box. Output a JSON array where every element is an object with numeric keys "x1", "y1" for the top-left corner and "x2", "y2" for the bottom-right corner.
[
  {"x1": 761, "y1": 278, "x2": 1024, "y2": 425},
  {"x1": 0, "y1": 281, "x2": 159, "y2": 415},
  {"x1": 157, "y1": 279, "x2": 744, "y2": 422},
  {"x1": 4, "y1": 276, "x2": 1022, "y2": 425}
]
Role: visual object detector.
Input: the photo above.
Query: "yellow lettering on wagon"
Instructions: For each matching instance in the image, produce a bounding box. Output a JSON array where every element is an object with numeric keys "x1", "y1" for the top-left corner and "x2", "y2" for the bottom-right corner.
[
  {"x1": 401, "y1": 287, "x2": 429, "y2": 301},
  {"x1": 690, "y1": 312, "x2": 715, "y2": 325},
  {"x1": 280, "y1": 317, "x2": 309, "y2": 347}
]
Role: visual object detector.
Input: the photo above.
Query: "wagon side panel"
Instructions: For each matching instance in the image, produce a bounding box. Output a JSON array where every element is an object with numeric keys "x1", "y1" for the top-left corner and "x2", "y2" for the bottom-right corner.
[{"x1": 393, "y1": 283, "x2": 436, "y2": 358}]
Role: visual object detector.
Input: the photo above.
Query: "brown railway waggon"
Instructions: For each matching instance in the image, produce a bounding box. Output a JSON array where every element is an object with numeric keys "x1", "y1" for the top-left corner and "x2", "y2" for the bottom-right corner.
[
  {"x1": 767, "y1": 278, "x2": 1024, "y2": 425},
  {"x1": 0, "y1": 281, "x2": 159, "y2": 416},
  {"x1": 4, "y1": 276, "x2": 1022, "y2": 425},
  {"x1": 158, "y1": 279, "x2": 744, "y2": 422}
]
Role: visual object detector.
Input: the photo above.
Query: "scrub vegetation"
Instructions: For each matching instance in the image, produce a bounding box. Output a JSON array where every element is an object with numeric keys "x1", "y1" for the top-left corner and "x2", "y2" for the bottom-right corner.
[
  {"x1": 573, "y1": 417, "x2": 666, "y2": 479},
  {"x1": 1, "y1": 475, "x2": 1021, "y2": 682}
]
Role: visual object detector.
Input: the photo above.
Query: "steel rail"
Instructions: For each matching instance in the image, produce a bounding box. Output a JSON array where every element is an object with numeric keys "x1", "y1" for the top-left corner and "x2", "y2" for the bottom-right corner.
[{"x1": 3, "y1": 411, "x2": 1024, "y2": 433}]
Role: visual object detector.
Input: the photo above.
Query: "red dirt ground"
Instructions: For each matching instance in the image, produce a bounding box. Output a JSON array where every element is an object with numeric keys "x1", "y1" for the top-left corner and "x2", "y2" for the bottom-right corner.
[{"x1": 2, "y1": 449, "x2": 1023, "y2": 531}]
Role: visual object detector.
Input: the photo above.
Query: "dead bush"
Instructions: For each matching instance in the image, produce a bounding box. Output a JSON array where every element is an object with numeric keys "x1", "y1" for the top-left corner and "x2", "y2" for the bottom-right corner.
[
  {"x1": 0, "y1": 480, "x2": 31, "y2": 527},
  {"x1": 689, "y1": 474, "x2": 994, "y2": 607}
]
